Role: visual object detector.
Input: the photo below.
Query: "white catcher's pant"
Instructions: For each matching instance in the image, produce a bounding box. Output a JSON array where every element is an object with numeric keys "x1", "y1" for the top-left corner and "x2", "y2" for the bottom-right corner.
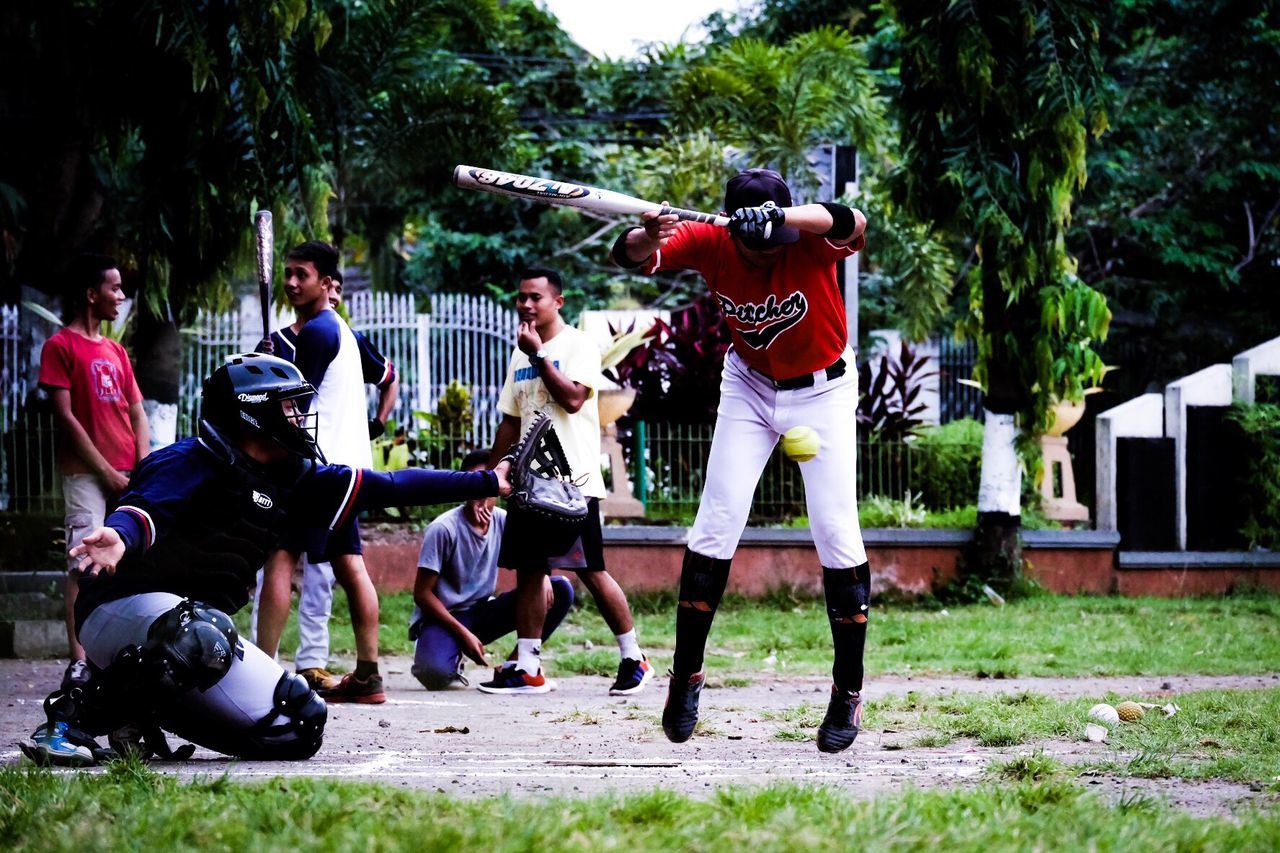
[
  {"x1": 251, "y1": 556, "x2": 336, "y2": 671},
  {"x1": 80, "y1": 592, "x2": 287, "y2": 737},
  {"x1": 688, "y1": 347, "x2": 868, "y2": 568}
]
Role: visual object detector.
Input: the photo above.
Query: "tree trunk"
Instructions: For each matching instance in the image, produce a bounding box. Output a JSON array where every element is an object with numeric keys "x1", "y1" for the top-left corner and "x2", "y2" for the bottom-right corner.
[
  {"x1": 133, "y1": 308, "x2": 181, "y2": 449},
  {"x1": 962, "y1": 237, "x2": 1025, "y2": 591},
  {"x1": 968, "y1": 409, "x2": 1023, "y2": 592}
]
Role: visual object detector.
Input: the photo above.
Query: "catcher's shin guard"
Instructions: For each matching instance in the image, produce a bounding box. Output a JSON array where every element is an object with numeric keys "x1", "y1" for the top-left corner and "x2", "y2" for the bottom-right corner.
[{"x1": 169, "y1": 670, "x2": 327, "y2": 760}]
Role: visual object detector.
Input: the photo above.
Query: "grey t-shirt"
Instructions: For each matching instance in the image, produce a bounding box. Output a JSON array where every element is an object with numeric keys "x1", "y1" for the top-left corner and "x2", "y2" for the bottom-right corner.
[{"x1": 411, "y1": 505, "x2": 506, "y2": 619}]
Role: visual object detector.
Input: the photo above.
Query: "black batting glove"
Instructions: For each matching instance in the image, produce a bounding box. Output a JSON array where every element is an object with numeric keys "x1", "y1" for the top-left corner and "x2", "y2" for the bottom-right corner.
[
  {"x1": 728, "y1": 202, "x2": 785, "y2": 241},
  {"x1": 368, "y1": 417, "x2": 385, "y2": 440}
]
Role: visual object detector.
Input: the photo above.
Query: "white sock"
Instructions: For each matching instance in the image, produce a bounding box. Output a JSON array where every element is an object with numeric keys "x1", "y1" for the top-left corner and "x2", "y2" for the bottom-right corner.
[
  {"x1": 516, "y1": 638, "x2": 541, "y2": 674},
  {"x1": 615, "y1": 629, "x2": 642, "y2": 662}
]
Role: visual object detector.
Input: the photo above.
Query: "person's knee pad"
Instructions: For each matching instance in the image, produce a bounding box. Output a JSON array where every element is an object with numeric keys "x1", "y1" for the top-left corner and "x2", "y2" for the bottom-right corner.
[
  {"x1": 143, "y1": 600, "x2": 242, "y2": 693},
  {"x1": 823, "y1": 563, "x2": 871, "y2": 624},
  {"x1": 678, "y1": 550, "x2": 732, "y2": 611}
]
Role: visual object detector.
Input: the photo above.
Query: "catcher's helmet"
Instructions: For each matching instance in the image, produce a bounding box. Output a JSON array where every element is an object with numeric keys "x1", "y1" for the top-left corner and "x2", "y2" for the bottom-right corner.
[{"x1": 200, "y1": 353, "x2": 323, "y2": 463}]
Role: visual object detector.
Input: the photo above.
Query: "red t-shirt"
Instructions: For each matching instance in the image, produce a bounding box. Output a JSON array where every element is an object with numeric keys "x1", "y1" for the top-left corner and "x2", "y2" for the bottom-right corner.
[
  {"x1": 644, "y1": 223, "x2": 863, "y2": 380},
  {"x1": 38, "y1": 327, "x2": 143, "y2": 473}
]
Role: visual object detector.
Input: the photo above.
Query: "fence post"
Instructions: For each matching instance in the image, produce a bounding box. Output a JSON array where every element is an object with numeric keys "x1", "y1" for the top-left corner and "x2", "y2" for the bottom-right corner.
[
  {"x1": 417, "y1": 312, "x2": 431, "y2": 420},
  {"x1": 634, "y1": 419, "x2": 647, "y2": 511}
]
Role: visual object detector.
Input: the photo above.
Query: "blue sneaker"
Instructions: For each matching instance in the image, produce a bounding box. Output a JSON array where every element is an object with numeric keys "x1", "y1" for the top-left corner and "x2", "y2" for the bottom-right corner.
[
  {"x1": 19, "y1": 722, "x2": 95, "y2": 767},
  {"x1": 477, "y1": 667, "x2": 553, "y2": 694},
  {"x1": 609, "y1": 657, "x2": 653, "y2": 696}
]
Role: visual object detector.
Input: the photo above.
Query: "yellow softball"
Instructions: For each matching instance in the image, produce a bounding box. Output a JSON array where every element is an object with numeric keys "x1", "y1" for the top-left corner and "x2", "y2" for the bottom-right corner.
[
  {"x1": 781, "y1": 426, "x2": 820, "y2": 463},
  {"x1": 1116, "y1": 701, "x2": 1145, "y2": 722}
]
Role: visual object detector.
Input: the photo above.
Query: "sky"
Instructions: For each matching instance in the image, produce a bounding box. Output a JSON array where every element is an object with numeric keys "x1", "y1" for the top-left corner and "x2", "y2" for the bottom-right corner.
[{"x1": 539, "y1": 0, "x2": 745, "y2": 59}]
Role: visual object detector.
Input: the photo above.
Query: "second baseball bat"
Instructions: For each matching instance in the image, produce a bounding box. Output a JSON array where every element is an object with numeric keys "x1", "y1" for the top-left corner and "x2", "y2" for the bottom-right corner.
[
  {"x1": 254, "y1": 210, "x2": 274, "y2": 354},
  {"x1": 453, "y1": 165, "x2": 732, "y2": 229}
]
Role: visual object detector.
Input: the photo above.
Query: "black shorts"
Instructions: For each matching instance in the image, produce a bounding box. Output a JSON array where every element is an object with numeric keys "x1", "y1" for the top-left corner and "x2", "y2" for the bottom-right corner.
[
  {"x1": 498, "y1": 497, "x2": 604, "y2": 573},
  {"x1": 281, "y1": 517, "x2": 363, "y2": 562}
]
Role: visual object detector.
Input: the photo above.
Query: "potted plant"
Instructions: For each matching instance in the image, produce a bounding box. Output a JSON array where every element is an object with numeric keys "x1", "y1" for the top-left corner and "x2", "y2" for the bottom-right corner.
[{"x1": 1036, "y1": 274, "x2": 1113, "y2": 436}]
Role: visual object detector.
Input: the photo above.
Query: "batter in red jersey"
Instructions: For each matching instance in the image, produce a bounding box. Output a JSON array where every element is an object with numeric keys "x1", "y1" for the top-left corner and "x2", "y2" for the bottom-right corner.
[{"x1": 612, "y1": 168, "x2": 871, "y2": 753}]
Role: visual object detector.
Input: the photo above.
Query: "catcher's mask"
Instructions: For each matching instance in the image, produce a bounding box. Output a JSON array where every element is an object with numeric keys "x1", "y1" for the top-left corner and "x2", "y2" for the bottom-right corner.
[{"x1": 199, "y1": 353, "x2": 324, "y2": 464}]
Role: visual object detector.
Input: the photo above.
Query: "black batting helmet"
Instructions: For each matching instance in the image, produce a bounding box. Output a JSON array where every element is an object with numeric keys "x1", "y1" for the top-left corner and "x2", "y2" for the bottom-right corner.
[{"x1": 200, "y1": 353, "x2": 323, "y2": 463}]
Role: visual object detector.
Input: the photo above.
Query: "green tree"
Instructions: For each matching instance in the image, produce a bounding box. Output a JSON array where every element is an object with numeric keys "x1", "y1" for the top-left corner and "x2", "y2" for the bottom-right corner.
[
  {"x1": 1073, "y1": 0, "x2": 1280, "y2": 397},
  {"x1": 888, "y1": 0, "x2": 1110, "y2": 588}
]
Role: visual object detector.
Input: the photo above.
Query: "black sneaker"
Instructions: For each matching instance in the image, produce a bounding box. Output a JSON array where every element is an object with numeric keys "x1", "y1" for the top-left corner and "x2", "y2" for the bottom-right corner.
[
  {"x1": 816, "y1": 686, "x2": 863, "y2": 753},
  {"x1": 609, "y1": 657, "x2": 653, "y2": 696},
  {"x1": 661, "y1": 670, "x2": 705, "y2": 743}
]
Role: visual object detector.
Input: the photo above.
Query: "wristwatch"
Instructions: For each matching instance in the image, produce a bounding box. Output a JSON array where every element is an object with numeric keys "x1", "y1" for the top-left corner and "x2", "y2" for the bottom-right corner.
[{"x1": 530, "y1": 349, "x2": 548, "y2": 370}]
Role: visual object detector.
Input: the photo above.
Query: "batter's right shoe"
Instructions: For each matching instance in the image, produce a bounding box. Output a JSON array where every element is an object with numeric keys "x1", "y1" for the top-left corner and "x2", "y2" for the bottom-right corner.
[
  {"x1": 662, "y1": 670, "x2": 705, "y2": 743},
  {"x1": 816, "y1": 686, "x2": 863, "y2": 753},
  {"x1": 297, "y1": 667, "x2": 343, "y2": 692},
  {"x1": 477, "y1": 667, "x2": 552, "y2": 694},
  {"x1": 18, "y1": 722, "x2": 95, "y2": 767},
  {"x1": 319, "y1": 672, "x2": 386, "y2": 704}
]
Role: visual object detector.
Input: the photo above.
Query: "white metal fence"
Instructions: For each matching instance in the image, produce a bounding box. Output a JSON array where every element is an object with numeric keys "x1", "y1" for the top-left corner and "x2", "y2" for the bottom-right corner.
[
  {"x1": 2, "y1": 304, "x2": 62, "y2": 513},
  {"x1": 178, "y1": 292, "x2": 516, "y2": 447},
  {"x1": 3, "y1": 293, "x2": 520, "y2": 511},
  {"x1": 427, "y1": 292, "x2": 517, "y2": 448}
]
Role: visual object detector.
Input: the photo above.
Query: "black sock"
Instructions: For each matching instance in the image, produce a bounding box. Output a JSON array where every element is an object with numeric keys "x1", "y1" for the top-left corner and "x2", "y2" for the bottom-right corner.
[
  {"x1": 672, "y1": 549, "x2": 732, "y2": 677},
  {"x1": 355, "y1": 659, "x2": 379, "y2": 680},
  {"x1": 823, "y1": 563, "x2": 870, "y2": 692}
]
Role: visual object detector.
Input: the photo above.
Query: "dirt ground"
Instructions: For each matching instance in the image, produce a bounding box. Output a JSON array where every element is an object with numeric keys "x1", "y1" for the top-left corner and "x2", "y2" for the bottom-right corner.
[{"x1": 3, "y1": 658, "x2": 1276, "y2": 818}]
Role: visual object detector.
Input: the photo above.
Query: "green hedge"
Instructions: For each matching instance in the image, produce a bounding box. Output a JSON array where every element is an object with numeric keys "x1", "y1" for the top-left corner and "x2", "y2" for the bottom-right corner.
[
  {"x1": 1227, "y1": 402, "x2": 1280, "y2": 549},
  {"x1": 909, "y1": 418, "x2": 984, "y2": 510}
]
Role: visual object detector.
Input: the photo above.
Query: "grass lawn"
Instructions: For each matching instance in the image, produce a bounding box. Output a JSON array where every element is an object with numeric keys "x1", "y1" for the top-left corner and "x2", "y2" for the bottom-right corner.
[
  {"x1": 241, "y1": 589, "x2": 1280, "y2": 679},
  {"x1": 2, "y1": 763, "x2": 1278, "y2": 852},
  {"x1": 766, "y1": 686, "x2": 1280, "y2": 787}
]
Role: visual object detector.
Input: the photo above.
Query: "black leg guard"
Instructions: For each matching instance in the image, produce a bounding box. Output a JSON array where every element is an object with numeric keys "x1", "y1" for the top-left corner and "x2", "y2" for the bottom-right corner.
[
  {"x1": 823, "y1": 563, "x2": 870, "y2": 692},
  {"x1": 672, "y1": 549, "x2": 732, "y2": 677},
  {"x1": 166, "y1": 671, "x2": 327, "y2": 761}
]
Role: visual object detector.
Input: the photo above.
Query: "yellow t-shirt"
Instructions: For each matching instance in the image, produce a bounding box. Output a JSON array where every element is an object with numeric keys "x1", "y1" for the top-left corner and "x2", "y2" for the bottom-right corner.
[{"x1": 497, "y1": 325, "x2": 606, "y2": 499}]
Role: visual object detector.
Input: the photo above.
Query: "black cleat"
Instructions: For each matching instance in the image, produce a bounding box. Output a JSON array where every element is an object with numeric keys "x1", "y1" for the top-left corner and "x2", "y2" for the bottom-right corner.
[
  {"x1": 662, "y1": 670, "x2": 705, "y2": 743},
  {"x1": 817, "y1": 686, "x2": 863, "y2": 753}
]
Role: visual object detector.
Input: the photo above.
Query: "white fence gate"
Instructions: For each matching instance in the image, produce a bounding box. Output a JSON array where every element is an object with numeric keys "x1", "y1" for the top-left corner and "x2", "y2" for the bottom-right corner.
[
  {"x1": 427, "y1": 293, "x2": 517, "y2": 449},
  {"x1": 179, "y1": 292, "x2": 516, "y2": 449}
]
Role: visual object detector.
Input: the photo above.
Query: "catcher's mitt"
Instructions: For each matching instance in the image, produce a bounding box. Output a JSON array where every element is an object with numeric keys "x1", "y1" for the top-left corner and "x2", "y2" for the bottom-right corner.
[{"x1": 504, "y1": 413, "x2": 589, "y2": 530}]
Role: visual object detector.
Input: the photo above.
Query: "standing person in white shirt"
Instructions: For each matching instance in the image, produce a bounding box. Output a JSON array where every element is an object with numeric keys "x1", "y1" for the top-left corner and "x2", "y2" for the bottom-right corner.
[
  {"x1": 479, "y1": 268, "x2": 652, "y2": 696},
  {"x1": 254, "y1": 240, "x2": 386, "y2": 704}
]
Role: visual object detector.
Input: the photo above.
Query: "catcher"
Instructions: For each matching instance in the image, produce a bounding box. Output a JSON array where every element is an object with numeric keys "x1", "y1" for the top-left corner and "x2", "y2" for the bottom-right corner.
[
  {"x1": 21, "y1": 353, "x2": 512, "y2": 766},
  {"x1": 481, "y1": 267, "x2": 652, "y2": 696}
]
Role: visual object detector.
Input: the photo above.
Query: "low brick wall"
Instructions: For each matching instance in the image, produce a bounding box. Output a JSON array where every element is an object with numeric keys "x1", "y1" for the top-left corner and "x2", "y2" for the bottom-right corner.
[{"x1": 361, "y1": 526, "x2": 1128, "y2": 598}]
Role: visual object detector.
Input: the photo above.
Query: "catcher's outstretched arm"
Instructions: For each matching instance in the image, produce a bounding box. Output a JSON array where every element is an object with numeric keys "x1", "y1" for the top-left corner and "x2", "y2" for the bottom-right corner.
[{"x1": 323, "y1": 467, "x2": 511, "y2": 531}]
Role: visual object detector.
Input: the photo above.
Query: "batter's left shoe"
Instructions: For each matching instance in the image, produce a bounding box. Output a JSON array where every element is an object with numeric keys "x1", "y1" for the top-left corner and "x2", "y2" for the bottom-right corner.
[
  {"x1": 609, "y1": 656, "x2": 653, "y2": 696},
  {"x1": 320, "y1": 672, "x2": 386, "y2": 704},
  {"x1": 816, "y1": 686, "x2": 863, "y2": 753}
]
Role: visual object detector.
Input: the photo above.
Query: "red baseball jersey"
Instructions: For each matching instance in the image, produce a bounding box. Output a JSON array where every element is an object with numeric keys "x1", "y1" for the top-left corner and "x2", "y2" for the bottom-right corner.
[{"x1": 644, "y1": 223, "x2": 862, "y2": 380}]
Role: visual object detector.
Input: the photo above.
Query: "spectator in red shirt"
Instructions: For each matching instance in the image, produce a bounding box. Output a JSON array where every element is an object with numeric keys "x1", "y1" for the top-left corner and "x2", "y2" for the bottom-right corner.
[{"x1": 38, "y1": 253, "x2": 150, "y2": 683}]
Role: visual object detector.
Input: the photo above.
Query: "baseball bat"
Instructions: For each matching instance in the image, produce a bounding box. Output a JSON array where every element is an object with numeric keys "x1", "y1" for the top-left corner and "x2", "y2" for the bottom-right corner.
[
  {"x1": 452, "y1": 165, "x2": 754, "y2": 234},
  {"x1": 253, "y1": 210, "x2": 274, "y2": 355}
]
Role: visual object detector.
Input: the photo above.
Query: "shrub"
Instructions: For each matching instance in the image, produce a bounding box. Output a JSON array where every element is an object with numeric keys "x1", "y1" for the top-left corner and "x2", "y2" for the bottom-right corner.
[
  {"x1": 910, "y1": 418, "x2": 984, "y2": 510},
  {"x1": 1226, "y1": 402, "x2": 1280, "y2": 549}
]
